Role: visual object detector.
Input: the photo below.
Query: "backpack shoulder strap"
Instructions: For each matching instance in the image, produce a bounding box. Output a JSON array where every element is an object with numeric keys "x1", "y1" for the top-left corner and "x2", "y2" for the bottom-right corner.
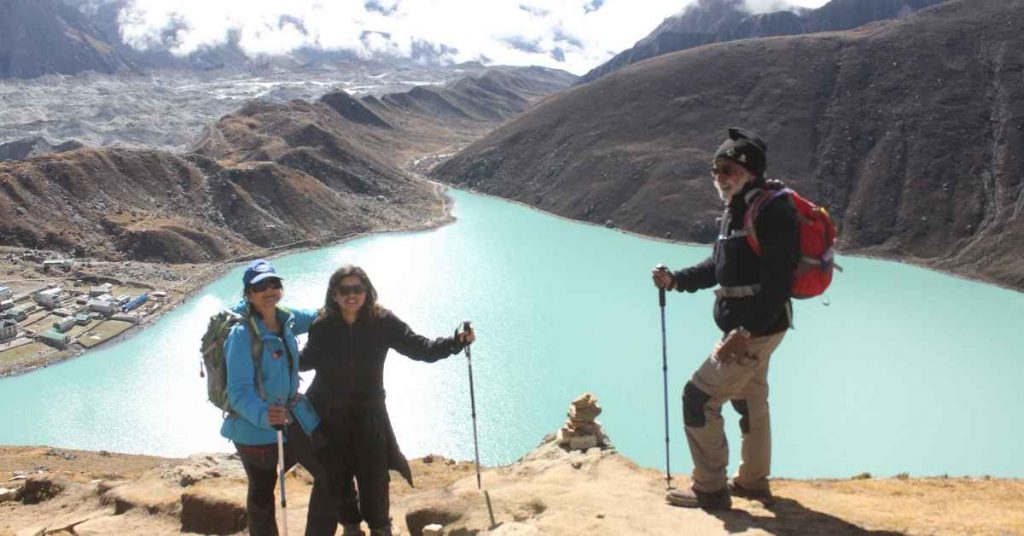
[
  {"x1": 743, "y1": 187, "x2": 791, "y2": 256},
  {"x1": 276, "y1": 306, "x2": 296, "y2": 375},
  {"x1": 244, "y1": 312, "x2": 267, "y2": 402}
]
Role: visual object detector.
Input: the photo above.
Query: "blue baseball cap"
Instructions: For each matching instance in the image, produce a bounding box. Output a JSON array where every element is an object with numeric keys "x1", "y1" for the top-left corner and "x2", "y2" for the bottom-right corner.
[{"x1": 243, "y1": 259, "x2": 284, "y2": 287}]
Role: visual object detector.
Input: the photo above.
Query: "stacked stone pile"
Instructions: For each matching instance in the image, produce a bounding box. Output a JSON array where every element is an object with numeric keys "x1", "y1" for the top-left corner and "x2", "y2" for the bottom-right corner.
[{"x1": 556, "y1": 393, "x2": 611, "y2": 451}]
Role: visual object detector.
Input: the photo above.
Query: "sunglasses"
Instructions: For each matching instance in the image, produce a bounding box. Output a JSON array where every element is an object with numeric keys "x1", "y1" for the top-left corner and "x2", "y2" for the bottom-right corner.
[
  {"x1": 337, "y1": 284, "x2": 367, "y2": 296},
  {"x1": 710, "y1": 163, "x2": 739, "y2": 177},
  {"x1": 249, "y1": 278, "x2": 283, "y2": 293}
]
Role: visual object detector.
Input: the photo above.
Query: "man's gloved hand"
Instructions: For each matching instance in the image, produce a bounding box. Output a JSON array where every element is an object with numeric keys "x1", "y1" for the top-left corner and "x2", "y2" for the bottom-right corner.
[
  {"x1": 456, "y1": 322, "x2": 476, "y2": 345},
  {"x1": 652, "y1": 265, "x2": 675, "y2": 290},
  {"x1": 451, "y1": 322, "x2": 476, "y2": 354}
]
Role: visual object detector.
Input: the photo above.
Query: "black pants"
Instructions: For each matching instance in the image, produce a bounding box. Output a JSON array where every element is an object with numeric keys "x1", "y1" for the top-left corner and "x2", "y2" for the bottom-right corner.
[
  {"x1": 306, "y1": 410, "x2": 392, "y2": 535},
  {"x1": 235, "y1": 421, "x2": 329, "y2": 536}
]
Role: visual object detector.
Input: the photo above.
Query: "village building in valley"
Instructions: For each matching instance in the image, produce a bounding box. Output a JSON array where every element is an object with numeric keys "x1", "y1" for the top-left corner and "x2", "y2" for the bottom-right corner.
[{"x1": 0, "y1": 255, "x2": 182, "y2": 376}]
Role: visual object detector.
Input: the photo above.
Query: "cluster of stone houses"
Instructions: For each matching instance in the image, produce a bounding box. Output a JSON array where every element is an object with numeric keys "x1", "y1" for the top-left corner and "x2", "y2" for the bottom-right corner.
[{"x1": 0, "y1": 281, "x2": 151, "y2": 349}]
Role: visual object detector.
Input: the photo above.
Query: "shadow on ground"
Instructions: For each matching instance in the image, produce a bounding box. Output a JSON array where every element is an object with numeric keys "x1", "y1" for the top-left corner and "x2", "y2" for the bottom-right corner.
[{"x1": 709, "y1": 497, "x2": 905, "y2": 535}]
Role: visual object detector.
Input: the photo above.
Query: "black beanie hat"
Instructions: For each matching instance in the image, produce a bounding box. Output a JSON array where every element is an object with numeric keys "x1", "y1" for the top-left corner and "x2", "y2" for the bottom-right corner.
[{"x1": 713, "y1": 127, "x2": 767, "y2": 177}]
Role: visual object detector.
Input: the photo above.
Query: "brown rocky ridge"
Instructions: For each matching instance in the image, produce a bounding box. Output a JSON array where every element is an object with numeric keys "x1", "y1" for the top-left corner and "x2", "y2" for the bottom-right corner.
[
  {"x1": 576, "y1": 0, "x2": 946, "y2": 85},
  {"x1": 0, "y1": 138, "x2": 84, "y2": 163},
  {"x1": 1, "y1": 394, "x2": 1021, "y2": 535},
  {"x1": 432, "y1": 0, "x2": 1024, "y2": 291},
  {"x1": 0, "y1": 66, "x2": 574, "y2": 265}
]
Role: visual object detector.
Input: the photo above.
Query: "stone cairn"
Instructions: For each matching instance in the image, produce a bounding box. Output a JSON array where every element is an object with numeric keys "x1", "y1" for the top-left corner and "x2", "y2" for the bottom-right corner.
[{"x1": 556, "y1": 393, "x2": 611, "y2": 451}]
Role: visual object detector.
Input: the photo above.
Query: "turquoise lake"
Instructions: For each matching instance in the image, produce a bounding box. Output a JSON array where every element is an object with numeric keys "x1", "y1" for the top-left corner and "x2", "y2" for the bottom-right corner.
[{"x1": 2, "y1": 188, "x2": 1022, "y2": 479}]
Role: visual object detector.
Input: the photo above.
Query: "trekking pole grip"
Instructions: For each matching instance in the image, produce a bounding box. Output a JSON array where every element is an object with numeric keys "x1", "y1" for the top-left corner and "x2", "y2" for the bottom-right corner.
[
  {"x1": 656, "y1": 264, "x2": 668, "y2": 307},
  {"x1": 462, "y1": 321, "x2": 472, "y2": 353}
]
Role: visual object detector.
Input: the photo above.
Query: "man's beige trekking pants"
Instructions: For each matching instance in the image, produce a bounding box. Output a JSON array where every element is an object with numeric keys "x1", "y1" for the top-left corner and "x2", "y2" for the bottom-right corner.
[{"x1": 684, "y1": 331, "x2": 786, "y2": 493}]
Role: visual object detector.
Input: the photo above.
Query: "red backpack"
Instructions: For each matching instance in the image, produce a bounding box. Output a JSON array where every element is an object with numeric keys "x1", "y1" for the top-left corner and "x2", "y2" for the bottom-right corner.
[{"x1": 744, "y1": 187, "x2": 839, "y2": 299}]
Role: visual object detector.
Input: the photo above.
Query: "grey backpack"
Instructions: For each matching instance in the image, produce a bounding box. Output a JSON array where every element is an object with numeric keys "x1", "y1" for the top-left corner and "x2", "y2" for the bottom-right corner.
[{"x1": 199, "y1": 310, "x2": 265, "y2": 413}]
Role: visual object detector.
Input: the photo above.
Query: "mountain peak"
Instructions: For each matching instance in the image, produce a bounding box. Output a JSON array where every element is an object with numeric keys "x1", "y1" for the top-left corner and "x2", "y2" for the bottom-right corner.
[{"x1": 577, "y1": 0, "x2": 946, "y2": 85}]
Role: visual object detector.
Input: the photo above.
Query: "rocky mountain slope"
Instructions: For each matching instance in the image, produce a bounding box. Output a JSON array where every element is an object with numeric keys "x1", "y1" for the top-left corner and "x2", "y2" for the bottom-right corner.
[
  {"x1": 0, "y1": 137, "x2": 83, "y2": 162},
  {"x1": 432, "y1": 0, "x2": 1024, "y2": 291},
  {"x1": 577, "y1": 0, "x2": 946, "y2": 85},
  {"x1": 0, "y1": 0, "x2": 131, "y2": 79},
  {"x1": 0, "y1": 66, "x2": 574, "y2": 263}
]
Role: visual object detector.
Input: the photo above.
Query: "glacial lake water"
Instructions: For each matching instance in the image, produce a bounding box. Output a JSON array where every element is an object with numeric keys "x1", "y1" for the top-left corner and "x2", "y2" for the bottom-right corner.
[{"x1": 1, "y1": 188, "x2": 1022, "y2": 479}]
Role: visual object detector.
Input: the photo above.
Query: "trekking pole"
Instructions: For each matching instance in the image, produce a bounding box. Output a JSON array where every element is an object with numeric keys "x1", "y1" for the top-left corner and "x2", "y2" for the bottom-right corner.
[
  {"x1": 656, "y1": 264, "x2": 673, "y2": 490},
  {"x1": 463, "y1": 321, "x2": 483, "y2": 490},
  {"x1": 463, "y1": 321, "x2": 497, "y2": 528},
  {"x1": 274, "y1": 409, "x2": 289, "y2": 536}
]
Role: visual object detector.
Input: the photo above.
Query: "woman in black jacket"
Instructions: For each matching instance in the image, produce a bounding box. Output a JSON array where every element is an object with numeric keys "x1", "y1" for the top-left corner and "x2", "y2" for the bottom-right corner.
[{"x1": 300, "y1": 265, "x2": 475, "y2": 536}]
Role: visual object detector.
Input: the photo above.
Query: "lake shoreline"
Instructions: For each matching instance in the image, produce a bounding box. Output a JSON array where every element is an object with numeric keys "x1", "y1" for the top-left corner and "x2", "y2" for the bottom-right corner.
[
  {"x1": 6, "y1": 181, "x2": 1020, "y2": 379},
  {"x1": 0, "y1": 181, "x2": 457, "y2": 378},
  {"x1": 450, "y1": 186, "x2": 1024, "y2": 295}
]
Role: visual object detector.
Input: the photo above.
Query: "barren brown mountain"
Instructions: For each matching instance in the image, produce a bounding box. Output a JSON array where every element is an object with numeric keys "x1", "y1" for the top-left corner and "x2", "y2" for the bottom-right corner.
[
  {"x1": 432, "y1": 0, "x2": 1024, "y2": 291},
  {"x1": 576, "y1": 0, "x2": 946, "y2": 86},
  {"x1": 0, "y1": 67, "x2": 575, "y2": 263}
]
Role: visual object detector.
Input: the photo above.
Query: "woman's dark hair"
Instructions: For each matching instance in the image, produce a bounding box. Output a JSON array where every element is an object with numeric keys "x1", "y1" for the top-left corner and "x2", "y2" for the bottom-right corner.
[{"x1": 323, "y1": 265, "x2": 385, "y2": 321}]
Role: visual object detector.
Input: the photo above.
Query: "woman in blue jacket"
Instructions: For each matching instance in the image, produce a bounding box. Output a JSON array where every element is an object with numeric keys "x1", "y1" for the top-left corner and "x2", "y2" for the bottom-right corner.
[{"x1": 221, "y1": 259, "x2": 326, "y2": 536}]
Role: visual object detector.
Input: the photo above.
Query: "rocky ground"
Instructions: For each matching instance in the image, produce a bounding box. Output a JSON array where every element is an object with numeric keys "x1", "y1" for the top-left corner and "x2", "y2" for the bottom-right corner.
[
  {"x1": 0, "y1": 438, "x2": 1021, "y2": 535},
  {"x1": 1, "y1": 394, "x2": 1022, "y2": 536}
]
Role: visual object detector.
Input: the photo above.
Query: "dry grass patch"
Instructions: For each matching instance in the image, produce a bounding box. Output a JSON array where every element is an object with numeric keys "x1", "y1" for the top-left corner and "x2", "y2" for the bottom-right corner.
[
  {"x1": 774, "y1": 477, "x2": 1024, "y2": 535},
  {"x1": 0, "y1": 341, "x2": 50, "y2": 367},
  {"x1": 77, "y1": 320, "x2": 133, "y2": 349}
]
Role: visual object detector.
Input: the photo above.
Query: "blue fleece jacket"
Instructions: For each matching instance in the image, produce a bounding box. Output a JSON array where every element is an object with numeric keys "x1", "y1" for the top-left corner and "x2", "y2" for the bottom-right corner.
[{"x1": 219, "y1": 301, "x2": 321, "y2": 446}]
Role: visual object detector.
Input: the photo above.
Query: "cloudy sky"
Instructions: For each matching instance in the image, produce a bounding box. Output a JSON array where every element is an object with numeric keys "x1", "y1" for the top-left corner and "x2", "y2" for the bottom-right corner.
[{"x1": 116, "y1": 0, "x2": 830, "y2": 75}]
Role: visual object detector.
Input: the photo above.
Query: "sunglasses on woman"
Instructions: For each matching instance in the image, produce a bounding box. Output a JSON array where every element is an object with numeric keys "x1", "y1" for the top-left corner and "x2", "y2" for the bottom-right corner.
[
  {"x1": 249, "y1": 278, "x2": 283, "y2": 293},
  {"x1": 337, "y1": 284, "x2": 366, "y2": 296}
]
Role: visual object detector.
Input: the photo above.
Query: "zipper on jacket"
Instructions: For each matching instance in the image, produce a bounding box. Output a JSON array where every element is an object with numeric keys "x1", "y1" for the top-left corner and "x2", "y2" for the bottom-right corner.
[{"x1": 348, "y1": 323, "x2": 355, "y2": 390}]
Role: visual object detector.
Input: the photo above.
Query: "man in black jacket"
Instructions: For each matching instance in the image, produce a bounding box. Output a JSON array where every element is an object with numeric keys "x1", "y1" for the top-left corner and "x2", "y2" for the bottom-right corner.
[{"x1": 653, "y1": 128, "x2": 799, "y2": 510}]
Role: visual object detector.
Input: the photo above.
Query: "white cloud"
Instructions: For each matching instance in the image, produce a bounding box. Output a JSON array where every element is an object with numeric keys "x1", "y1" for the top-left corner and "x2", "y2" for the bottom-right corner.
[
  {"x1": 747, "y1": 0, "x2": 827, "y2": 11},
  {"x1": 116, "y1": 0, "x2": 831, "y2": 74}
]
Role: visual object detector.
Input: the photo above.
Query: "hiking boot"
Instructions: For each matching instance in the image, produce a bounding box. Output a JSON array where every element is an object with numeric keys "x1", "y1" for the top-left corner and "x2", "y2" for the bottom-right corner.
[
  {"x1": 665, "y1": 487, "x2": 732, "y2": 510},
  {"x1": 728, "y1": 480, "x2": 775, "y2": 505},
  {"x1": 341, "y1": 523, "x2": 365, "y2": 536}
]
